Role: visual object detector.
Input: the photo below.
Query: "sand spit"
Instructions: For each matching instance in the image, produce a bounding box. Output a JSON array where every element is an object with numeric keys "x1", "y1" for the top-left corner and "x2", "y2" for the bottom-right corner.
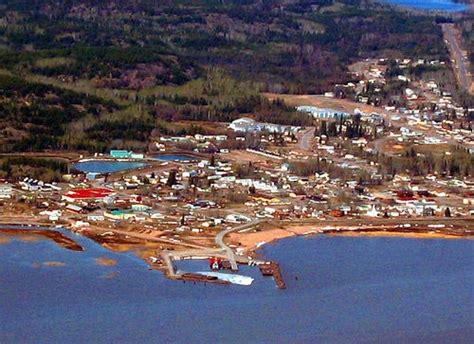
[{"x1": 95, "y1": 257, "x2": 118, "y2": 266}]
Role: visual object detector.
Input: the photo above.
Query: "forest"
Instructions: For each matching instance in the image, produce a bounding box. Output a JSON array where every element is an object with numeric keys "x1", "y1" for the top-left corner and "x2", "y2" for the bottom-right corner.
[{"x1": 0, "y1": 0, "x2": 464, "y2": 153}]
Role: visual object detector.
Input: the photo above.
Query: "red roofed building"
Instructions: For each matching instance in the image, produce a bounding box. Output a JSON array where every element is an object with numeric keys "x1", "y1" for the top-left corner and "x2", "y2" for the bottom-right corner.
[{"x1": 62, "y1": 188, "x2": 115, "y2": 203}]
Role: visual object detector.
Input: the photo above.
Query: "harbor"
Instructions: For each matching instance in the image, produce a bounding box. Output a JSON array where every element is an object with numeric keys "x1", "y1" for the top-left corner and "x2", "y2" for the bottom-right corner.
[{"x1": 1, "y1": 229, "x2": 472, "y2": 343}]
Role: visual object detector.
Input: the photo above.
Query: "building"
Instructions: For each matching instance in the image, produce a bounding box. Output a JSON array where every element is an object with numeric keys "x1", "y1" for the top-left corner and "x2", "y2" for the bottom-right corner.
[
  {"x1": 409, "y1": 200, "x2": 438, "y2": 216},
  {"x1": 0, "y1": 184, "x2": 13, "y2": 199},
  {"x1": 229, "y1": 118, "x2": 298, "y2": 134},
  {"x1": 229, "y1": 118, "x2": 258, "y2": 132},
  {"x1": 62, "y1": 188, "x2": 115, "y2": 203},
  {"x1": 297, "y1": 106, "x2": 351, "y2": 120},
  {"x1": 87, "y1": 214, "x2": 105, "y2": 222},
  {"x1": 131, "y1": 204, "x2": 152, "y2": 212},
  {"x1": 65, "y1": 204, "x2": 83, "y2": 214},
  {"x1": 110, "y1": 150, "x2": 131, "y2": 159},
  {"x1": 104, "y1": 209, "x2": 137, "y2": 220}
]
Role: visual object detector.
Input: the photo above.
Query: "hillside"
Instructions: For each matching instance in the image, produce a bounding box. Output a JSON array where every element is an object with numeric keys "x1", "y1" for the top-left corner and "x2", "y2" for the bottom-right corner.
[{"x1": 0, "y1": 0, "x2": 458, "y2": 152}]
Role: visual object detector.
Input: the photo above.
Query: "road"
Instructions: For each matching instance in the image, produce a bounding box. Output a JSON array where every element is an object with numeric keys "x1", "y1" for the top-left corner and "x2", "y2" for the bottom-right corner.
[
  {"x1": 442, "y1": 24, "x2": 473, "y2": 93},
  {"x1": 298, "y1": 127, "x2": 315, "y2": 151},
  {"x1": 160, "y1": 220, "x2": 262, "y2": 276},
  {"x1": 93, "y1": 227, "x2": 210, "y2": 250},
  {"x1": 215, "y1": 220, "x2": 263, "y2": 270},
  {"x1": 161, "y1": 248, "x2": 227, "y2": 278}
]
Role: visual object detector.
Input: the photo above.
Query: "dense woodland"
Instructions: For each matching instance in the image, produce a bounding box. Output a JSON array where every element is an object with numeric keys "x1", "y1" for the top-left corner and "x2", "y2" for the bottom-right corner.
[{"x1": 0, "y1": 0, "x2": 469, "y2": 153}]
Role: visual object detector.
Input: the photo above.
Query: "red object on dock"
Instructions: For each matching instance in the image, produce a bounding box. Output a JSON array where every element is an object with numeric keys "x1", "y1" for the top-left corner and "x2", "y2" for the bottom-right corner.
[{"x1": 209, "y1": 257, "x2": 222, "y2": 270}]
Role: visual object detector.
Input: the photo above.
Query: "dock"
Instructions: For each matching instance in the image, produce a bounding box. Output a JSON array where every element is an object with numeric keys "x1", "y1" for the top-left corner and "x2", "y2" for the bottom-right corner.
[
  {"x1": 259, "y1": 261, "x2": 286, "y2": 289},
  {"x1": 180, "y1": 273, "x2": 230, "y2": 285}
]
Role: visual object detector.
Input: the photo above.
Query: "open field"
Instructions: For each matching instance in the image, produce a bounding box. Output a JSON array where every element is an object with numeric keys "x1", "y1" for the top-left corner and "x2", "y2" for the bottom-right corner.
[{"x1": 263, "y1": 93, "x2": 395, "y2": 116}]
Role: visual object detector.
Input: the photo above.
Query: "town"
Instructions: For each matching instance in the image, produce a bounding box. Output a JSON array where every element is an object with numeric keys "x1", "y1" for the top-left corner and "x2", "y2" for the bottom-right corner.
[{"x1": 1, "y1": 63, "x2": 473, "y2": 284}]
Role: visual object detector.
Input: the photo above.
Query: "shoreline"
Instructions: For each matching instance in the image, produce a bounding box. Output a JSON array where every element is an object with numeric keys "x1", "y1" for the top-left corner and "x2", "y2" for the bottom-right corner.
[
  {"x1": 0, "y1": 227, "x2": 84, "y2": 251},
  {"x1": 230, "y1": 223, "x2": 473, "y2": 256},
  {"x1": 1, "y1": 220, "x2": 472, "y2": 284}
]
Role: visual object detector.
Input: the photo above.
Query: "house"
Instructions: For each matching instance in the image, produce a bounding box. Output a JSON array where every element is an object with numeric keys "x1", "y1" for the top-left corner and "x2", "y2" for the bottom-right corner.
[
  {"x1": 131, "y1": 204, "x2": 152, "y2": 212},
  {"x1": 87, "y1": 214, "x2": 105, "y2": 222},
  {"x1": 409, "y1": 200, "x2": 438, "y2": 216},
  {"x1": 195, "y1": 134, "x2": 228, "y2": 142},
  {"x1": 463, "y1": 193, "x2": 474, "y2": 206},
  {"x1": 19, "y1": 178, "x2": 41, "y2": 192},
  {"x1": 0, "y1": 184, "x2": 13, "y2": 199},
  {"x1": 225, "y1": 214, "x2": 251, "y2": 223},
  {"x1": 104, "y1": 209, "x2": 137, "y2": 220},
  {"x1": 40, "y1": 209, "x2": 62, "y2": 221},
  {"x1": 65, "y1": 204, "x2": 83, "y2": 214}
]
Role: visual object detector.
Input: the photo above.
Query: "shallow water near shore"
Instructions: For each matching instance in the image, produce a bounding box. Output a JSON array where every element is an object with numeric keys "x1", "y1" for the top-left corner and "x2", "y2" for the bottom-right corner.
[{"x1": 1, "y1": 230, "x2": 473, "y2": 343}]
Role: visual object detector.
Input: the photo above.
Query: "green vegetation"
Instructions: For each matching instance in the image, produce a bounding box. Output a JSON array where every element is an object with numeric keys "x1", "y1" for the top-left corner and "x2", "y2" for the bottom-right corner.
[
  {"x1": 0, "y1": 157, "x2": 68, "y2": 182},
  {"x1": 376, "y1": 145, "x2": 474, "y2": 178},
  {"x1": 0, "y1": 74, "x2": 119, "y2": 152},
  {"x1": 0, "y1": 0, "x2": 457, "y2": 154}
]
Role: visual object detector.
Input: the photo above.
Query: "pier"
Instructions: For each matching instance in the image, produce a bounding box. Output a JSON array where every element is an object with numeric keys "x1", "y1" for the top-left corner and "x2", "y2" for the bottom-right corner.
[
  {"x1": 259, "y1": 262, "x2": 286, "y2": 289},
  {"x1": 215, "y1": 220, "x2": 263, "y2": 271}
]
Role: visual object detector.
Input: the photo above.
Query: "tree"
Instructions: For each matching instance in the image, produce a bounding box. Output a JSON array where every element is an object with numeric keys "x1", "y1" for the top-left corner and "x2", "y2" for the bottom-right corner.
[
  {"x1": 444, "y1": 207, "x2": 451, "y2": 217},
  {"x1": 166, "y1": 170, "x2": 177, "y2": 186}
]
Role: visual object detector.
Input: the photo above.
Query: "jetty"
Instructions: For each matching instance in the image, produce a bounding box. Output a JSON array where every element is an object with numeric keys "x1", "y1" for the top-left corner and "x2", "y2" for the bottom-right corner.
[{"x1": 259, "y1": 261, "x2": 286, "y2": 289}]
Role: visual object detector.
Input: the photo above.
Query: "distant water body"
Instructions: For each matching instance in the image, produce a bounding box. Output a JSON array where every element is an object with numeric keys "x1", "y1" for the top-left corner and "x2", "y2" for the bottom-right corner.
[
  {"x1": 382, "y1": 0, "x2": 468, "y2": 12},
  {"x1": 382, "y1": 0, "x2": 469, "y2": 11},
  {"x1": 1, "y1": 231, "x2": 473, "y2": 343},
  {"x1": 73, "y1": 160, "x2": 147, "y2": 173}
]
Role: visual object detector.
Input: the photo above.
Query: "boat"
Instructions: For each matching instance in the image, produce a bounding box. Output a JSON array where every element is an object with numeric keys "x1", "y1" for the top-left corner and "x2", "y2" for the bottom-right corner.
[{"x1": 196, "y1": 271, "x2": 254, "y2": 286}]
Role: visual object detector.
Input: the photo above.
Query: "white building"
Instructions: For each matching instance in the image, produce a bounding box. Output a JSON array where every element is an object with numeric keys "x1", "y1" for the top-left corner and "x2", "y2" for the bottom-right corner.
[
  {"x1": 296, "y1": 106, "x2": 351, "y2": 120},
  {"x1": 0, "y1": 184, "x2": 13, "y2": 199},
  {"x1": 229, "y1": 118, "x2": 298, "y2": 133}
]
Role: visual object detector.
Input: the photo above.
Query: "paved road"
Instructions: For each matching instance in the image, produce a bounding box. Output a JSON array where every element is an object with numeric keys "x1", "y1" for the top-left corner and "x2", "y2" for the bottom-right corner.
[
  {"x1": 298, "y1": 127, "x2": 315, "y2": 151},
  {"x1": 215, "y1": 220, "x2": 262, "y2": 270},
  {"x1": 442, "y1": 24, "x2": 472, "y2": 93},
  {"x1": 161, "y1": 248, "x2": 227, "y2": 277},
  {"x1": 161, "y1": 221, "x2": 262, "y2": 276}
]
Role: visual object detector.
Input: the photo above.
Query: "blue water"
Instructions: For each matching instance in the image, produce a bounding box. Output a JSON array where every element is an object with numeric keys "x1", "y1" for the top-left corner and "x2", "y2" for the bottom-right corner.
[
  {"x1": 1, "y1": 232, "x2": 473, "y2": 343},
  {"x1": 382, "y1": 0, "x2": 469, "y2": 11},
  {"x1": 73, "y1": 160, "x2": 147, "y2": 173},
  {"x1": 153, "y1": 154, "x2": 199, "y2": 162}
]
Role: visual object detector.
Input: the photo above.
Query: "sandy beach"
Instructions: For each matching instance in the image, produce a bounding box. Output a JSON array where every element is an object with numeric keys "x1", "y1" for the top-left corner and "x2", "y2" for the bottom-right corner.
[{"x1": 229, "y1": 222, "x2": 474, "y2": 254}]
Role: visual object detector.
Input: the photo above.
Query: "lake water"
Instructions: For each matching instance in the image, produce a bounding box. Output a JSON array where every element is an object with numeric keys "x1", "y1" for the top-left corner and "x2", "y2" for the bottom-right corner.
[
  {"x1": 382, "y1": 0, "x2": 469, "y2": 11},
  {"x1": 73, "y1": 160, "x2": 147, "y2": 173},
  {"x1": 1, "y1": 231, "x2": 473, "y2": 343},
  {"x1": 153, "y1": 154, "x2": 199, "y2": 162}
]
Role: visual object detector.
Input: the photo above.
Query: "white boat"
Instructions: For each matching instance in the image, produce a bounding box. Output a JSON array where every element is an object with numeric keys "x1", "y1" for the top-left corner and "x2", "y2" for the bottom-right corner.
[{"x1": 196, "y1": 272, "x2": 254, "y2": 286}]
